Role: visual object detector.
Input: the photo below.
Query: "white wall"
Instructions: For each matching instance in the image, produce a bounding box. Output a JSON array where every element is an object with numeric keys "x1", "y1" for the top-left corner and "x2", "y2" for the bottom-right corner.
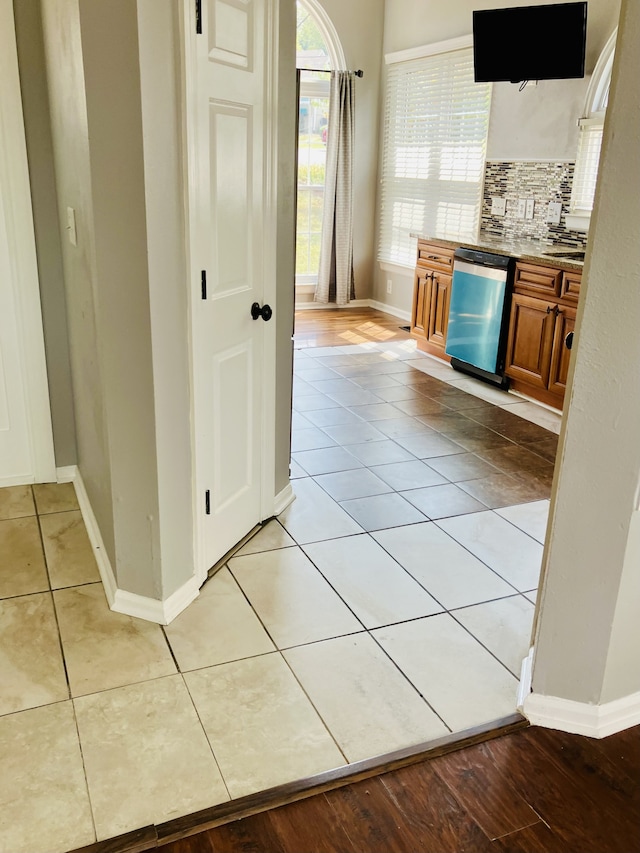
[{"x1": 532, "y1": 0, "x2": 640, "y2": 709}]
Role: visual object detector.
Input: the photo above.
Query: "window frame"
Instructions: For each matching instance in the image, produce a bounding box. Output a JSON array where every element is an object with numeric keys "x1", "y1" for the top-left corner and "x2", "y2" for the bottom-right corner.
[{"x1": 567, "y1": 28, "x2": 617, "y2": 232}]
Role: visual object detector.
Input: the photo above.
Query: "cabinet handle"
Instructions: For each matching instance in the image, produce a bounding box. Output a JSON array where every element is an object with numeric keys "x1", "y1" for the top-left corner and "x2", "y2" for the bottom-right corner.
[
  {"x1": 546, "y1": 305, "x2": 553, "y2": 314},
  {"x1": 425, "y1": 254, "x2": 440, "y2": 261},
  {"x1": 555, "y1": 306, "x2": 564, "y2": 316}
]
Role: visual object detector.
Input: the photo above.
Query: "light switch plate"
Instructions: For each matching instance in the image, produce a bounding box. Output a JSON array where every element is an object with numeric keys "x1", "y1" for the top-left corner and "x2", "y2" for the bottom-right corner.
[
  {"x1": 66, "y1": 207, "x2": 77, "y2": 246},
  {"x1": 516, "y1": 198, "x2": 527, "y2": 218},
  {"x1": 491, "y1": 197, "x2": 507, "y2": 216},
  {"x1": 547, "y1": 201, "x2": 562, "y2": 225},
  {"x1": 525, "y1": 199, "x2": 535, "y2": 219}
]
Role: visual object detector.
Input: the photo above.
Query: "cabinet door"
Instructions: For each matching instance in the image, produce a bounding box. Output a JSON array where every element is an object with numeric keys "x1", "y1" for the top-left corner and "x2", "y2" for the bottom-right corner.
[
  {"x1": 411, "y1": 269, "x2": 431, "y2": 339},
  {"x1": 548, "y1": 305, "x2": 577, "y2": 396},
  {"x1": 505, "y1": 294, "x2": 556, "y2": 389},
  {"x1": 427, "y1": 272, "x2": 451, "y2": 351}
]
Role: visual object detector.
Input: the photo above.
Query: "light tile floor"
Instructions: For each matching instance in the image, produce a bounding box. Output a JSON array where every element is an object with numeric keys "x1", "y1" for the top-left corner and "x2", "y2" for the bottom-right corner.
[{"x1": 0, "y1": 339, "x2": 559, "y2": 853}]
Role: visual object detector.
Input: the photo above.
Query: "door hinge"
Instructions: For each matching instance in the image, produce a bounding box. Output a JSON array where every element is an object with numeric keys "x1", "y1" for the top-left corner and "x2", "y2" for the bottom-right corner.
[
  {"x1": 201, "y1": 270, "x2": 207, "y2": 300},
  {"x1": 196, "y1": 0, "x2": 202, "y2": 34},
  {"x1": 205, "y1": 489, "x2": 210, "y2": 515}
]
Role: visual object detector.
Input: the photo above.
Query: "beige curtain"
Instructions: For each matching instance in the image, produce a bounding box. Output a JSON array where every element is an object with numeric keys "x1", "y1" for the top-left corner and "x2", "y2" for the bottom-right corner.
[{"x1": 315, "y1": 71, "x2": 356, "y2": 305}]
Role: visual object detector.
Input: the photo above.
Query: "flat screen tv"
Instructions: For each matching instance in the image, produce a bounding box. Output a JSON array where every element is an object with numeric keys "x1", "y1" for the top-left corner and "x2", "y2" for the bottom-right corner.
[{"x1": 473, "y1": 2, "x2": 587, "y2": 84}]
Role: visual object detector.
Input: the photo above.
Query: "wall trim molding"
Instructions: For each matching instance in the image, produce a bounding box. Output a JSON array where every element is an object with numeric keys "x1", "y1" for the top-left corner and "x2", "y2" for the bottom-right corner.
[
  {"x1": 68, "y1": 466, "x2": 118, "y2": 606},
  {"x1": 294, "y1": 298, "x2": 371, "y2": 311},
  {"x1": 274, "y1": 482, "x2": 295, "y2": 516},
  {"x1": 65, "y1": 465, "x2": 200, "y2": 625},
  {"x1": 368, "y1": 299, "x2": 411, "y2": 323},
  {"x1": 523, "y1": 689, "x2": 640, "y2": 739},
  {"x1": 386, "y1": 34, "x2": 473, "y2": 66},
  {"x1": 516, "y1": 647, "x2": 534, "y2": 713},
  {"x1": 112, "y1": 575, "x2": 201, "y2": 626},
  {"x1": 294, "y1": 296, "x2": 411, "y2": 322}
]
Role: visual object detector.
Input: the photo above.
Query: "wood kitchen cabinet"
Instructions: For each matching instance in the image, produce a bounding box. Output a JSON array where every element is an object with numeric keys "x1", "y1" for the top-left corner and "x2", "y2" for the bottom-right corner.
[
  {"x1": 505, "y1": 262, "x2": 581, "y2": 408},
  {"x1": 411, "y1": 240, "x2": 454, "y2": 360}
]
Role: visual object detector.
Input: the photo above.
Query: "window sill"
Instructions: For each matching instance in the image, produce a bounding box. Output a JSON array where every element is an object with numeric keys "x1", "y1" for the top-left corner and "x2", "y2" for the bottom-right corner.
[
  {"x1": 379, "y1": 260, "x2": 414, "y2": 276},
  {"x1": 565, "y1": 213, "x2": 590, "y2": 233}
]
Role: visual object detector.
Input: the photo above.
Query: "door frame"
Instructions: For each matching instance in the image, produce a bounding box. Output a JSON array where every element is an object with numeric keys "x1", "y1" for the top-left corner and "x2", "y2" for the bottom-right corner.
[
  {"x1": 179, "y1": 0, "x2": 279, "y2": 582},
  {"x1": 0, "y1": 0, "x2": 56, "y2": 486}
]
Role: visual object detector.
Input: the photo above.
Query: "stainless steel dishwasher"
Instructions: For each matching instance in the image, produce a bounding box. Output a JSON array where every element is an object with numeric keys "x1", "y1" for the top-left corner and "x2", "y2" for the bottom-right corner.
[{"x1": 445, "y1": 247, "x2": 515, "y2": 388}]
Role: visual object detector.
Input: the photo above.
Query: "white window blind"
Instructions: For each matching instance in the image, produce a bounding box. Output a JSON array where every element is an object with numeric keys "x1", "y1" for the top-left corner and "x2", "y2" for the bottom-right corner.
[
  {"x1": 378, "y1": 48, "x2": 491, "y2": 267},
  {"x1": 570, "y1": 118, "x2": 604, "y2": 215}
]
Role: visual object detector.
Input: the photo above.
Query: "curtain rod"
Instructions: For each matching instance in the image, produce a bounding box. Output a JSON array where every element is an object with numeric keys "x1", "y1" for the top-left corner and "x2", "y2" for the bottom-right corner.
[{"x1": 298, "y1": 68, "x2": 364, "y2": 77}]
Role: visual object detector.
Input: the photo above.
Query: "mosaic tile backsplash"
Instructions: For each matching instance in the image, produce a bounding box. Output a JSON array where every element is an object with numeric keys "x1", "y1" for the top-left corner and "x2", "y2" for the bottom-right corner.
[{"x1": 480, "y1": 161, "x2": 588, "y2": 249}]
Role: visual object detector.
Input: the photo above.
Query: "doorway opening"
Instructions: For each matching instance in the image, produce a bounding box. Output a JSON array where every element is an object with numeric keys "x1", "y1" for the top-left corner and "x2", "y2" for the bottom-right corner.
[{"x1": 294, "y1": 0, "x2": 345, "y2": 302}]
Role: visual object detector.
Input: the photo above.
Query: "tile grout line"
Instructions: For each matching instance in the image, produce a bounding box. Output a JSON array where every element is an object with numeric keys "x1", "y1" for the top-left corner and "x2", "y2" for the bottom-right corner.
[
  {"x1": 31, "y1": 485, "x2": 74, "y2": 705},
  {"x1": 179, "y1": 672, "x2": 233, "y2": 804}
]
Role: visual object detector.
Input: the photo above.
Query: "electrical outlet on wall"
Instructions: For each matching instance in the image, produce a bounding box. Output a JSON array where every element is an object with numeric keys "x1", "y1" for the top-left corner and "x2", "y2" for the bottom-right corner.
[
  {"x1": 491, "y1": 197, "x2": 507, "y2": 216},
  {"x1": 547, "y1": 201, "x2": 562, "y2": 225},
  {"x1": 66, "y1": 207, "x2": 77, "y2": 246},
  {"x1": 386, "y1": 280, "x2": 393, "y2": 294},
  {"x1": 525, "y1": 199, "x2": 535, "y2": 219},
  {"x1": 516, "y1": 198, "x2": 527, "y2": 218}
]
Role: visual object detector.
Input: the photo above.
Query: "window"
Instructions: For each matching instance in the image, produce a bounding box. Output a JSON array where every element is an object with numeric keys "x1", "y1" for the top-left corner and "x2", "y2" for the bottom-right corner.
[
  {"x1": 568, "y1": 29, "x2": 616, "y2": 230},
  {"x1": 295, "y1": 0, "x2": 344, "y2": 285},
  {"x1": 378, "y1": 43, "x2": 491, "y2": 267}
]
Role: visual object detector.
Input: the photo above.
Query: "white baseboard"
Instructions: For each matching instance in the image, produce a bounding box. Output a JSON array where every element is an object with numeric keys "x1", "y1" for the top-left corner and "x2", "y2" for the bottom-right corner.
[
  {"x1": 111, "y1": 574, "x2": 200, "y2": 626},
  {"x1": 68, "y1": 466, "x2": 200, "y2": 625},
  {"x1": 368, "y1": 299, "x2": 411, "y2": 323},
  {"x1": 517, "y1": 647, "x2": 534, "y2": 713},
  {"x1": 274, "y1": 482, "x2": 295, "y2": 515},
  {"x1": 70, "y1": 466, "x2": 118, "y2": 607},
  {"x1": 524, "y1": 689, "x2": 640, "y2": 739},
  {"x1": 56, "y1": 465, "x2": 77, "y2": 483},
  {"x1": 295, "y1": 298, "x2": 371, "y2": 311}
]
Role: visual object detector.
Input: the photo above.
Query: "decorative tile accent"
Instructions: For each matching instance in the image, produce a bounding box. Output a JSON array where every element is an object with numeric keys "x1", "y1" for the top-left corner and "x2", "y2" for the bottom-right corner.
[{"x1": 481, "y1": 161, "x2": 588, "y2": 248}]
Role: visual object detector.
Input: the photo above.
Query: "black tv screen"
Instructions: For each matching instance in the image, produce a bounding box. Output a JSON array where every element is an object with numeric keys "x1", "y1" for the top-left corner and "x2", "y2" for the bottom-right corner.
[{"x1": 473, "y1": 2, "x2": 587, "y2": 83}]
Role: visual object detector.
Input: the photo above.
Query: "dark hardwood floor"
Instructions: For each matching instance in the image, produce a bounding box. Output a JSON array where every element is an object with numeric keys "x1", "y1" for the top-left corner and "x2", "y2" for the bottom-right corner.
[{"x1": 161, "y1": 725, "x2": 639, "y2": 853}]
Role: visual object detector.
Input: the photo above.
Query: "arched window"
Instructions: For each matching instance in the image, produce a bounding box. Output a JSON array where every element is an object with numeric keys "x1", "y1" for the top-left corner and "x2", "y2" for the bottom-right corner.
[
  {"x1": 295, "y1": 0, "x2": 344, "y2": 286},
  {"x1": 567, "y1": 29, "x2": 617, "y2": 232}
]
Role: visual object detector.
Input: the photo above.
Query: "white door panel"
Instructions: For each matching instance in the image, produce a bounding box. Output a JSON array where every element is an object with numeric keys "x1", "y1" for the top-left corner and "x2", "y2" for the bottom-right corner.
[
  {"x1": 0, "y1": 0, "x2": 55, "y2": 486},
  {"x1": 190, "y1": 0, "x2": 276, "y2": 574}
]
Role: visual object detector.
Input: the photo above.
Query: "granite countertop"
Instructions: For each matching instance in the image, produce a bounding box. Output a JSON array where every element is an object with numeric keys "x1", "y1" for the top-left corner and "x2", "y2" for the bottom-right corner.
[{"x1": 411, "y1": 233, "x2": 585, "y2": 272}]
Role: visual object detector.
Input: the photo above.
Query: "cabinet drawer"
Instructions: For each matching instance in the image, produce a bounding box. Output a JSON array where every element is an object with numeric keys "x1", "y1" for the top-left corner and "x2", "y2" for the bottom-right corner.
[
  {"x1": 514, "y1": 262, "x2": 562, "y2": 297},
  {"x1": 560, "y1": 270, "x2": 582, "y2": 304},
  {"x1": 417, "y1": 242, "x2": 454, "y2": 273}
]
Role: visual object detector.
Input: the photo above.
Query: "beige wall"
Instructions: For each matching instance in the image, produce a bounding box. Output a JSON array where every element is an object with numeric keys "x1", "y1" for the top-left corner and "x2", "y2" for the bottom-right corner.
[
  {"x1": 40, "y1": 0, "x2": 116, "y2": 561},
  {"x1": 38, "y1": 0, "x2": 195, "y2": 600},
  {"x1": 532, "y1": 0, "x2": 640, "y2": 706},
  {"x1": 275, "y1": 0, "x2": 297, "y2": 495},
  {"x1": 13, "y1": 0, "x2": 77, "y2": 468}
]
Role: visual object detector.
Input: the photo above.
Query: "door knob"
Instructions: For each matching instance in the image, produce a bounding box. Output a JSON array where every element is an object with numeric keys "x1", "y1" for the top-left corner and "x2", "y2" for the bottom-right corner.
[{"x1": 251, "y1": 302, "x2": 272, "y2": 322}]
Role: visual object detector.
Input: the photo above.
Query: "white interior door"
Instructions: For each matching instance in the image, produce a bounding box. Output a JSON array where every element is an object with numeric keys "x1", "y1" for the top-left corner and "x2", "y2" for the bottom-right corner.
[
  {"x1": 0, "y1": 0, "x2": 55, "y2": 486},
  {"x1": 189, "y1": 0, "x2": 277, "y2": 576}
]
